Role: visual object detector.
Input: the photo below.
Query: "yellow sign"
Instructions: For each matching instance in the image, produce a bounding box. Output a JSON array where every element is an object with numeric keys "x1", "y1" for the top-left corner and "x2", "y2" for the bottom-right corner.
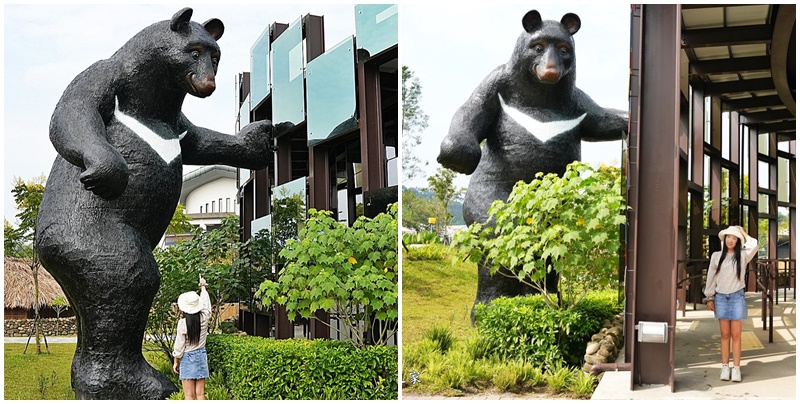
[{"x1": 428, "y1": 217, "x2": 436, "y2": 224}]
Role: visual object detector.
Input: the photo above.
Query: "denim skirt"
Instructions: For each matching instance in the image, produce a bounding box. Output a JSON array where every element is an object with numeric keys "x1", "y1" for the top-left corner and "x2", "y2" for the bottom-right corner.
[
  {"x1": 180, "y1": 347, "x2": 209, "y2": 380},
  {"x1": 715, "y1": 289, "x2": 747, "y2": 320}
]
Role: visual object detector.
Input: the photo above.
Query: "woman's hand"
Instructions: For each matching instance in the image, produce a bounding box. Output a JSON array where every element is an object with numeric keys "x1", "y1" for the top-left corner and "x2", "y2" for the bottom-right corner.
[
  {"x1": 735, "y1": 225, "x2": 747, "y2": 239},
  {"x1": 199, "y1": 275, "x2": 207, "y2": 288},
  {"x1": 172, "y1": 359, "x2": 179, "y2": 374},
  {"x1": 706, "y1": 301, "x2": 715, "y2": 311}
]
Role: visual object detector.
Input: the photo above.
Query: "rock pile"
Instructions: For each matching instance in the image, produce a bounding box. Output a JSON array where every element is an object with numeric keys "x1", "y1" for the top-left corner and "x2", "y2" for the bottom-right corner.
[{"x1": 583, "y1": 313, "x2": 624, "y2": 373}]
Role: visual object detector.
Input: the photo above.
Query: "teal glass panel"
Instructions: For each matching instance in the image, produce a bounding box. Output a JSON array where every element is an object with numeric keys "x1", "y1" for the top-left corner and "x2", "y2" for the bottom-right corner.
[
  {"x1": 355, "y1": 4, "x2": 398, "y2": 58},
  {"x1": 251, "y1": 214, "x2": 271, "y2": 237},
  {"x1": 273, "y1": 177, "x2": 307, "y2": 221},
  {"x1": 272, "y1": 17, "x2": 305, "y2": 133},
  {"x1": 250, "y1": 25, "x2": 271, "y2": 109},
  {"x1": 307, "y1": 36, "x2": 357, "y2": 146}
]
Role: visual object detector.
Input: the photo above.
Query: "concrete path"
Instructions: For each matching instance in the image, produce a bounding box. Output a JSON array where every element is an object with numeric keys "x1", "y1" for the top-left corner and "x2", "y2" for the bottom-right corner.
[{"x1": 592, "y1": 291, "x2": 796, "y2": 400}]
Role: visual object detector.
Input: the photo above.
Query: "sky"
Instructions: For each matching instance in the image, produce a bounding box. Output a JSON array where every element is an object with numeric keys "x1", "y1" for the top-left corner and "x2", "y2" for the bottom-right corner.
[
  {"x1": 401, "y1": 3, "x2": 631, "y2": 190},
  {"x1": 3, "y1": 2, "x2": 632, "y2": 224},
  {"x1": 3, "y1": 2, "x2": 358, "y2": 223}
]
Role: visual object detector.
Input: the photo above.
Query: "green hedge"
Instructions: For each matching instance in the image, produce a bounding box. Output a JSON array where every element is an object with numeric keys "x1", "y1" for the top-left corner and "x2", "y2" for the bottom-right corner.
[
  {"x1": 206, "y1": 334, "x2": 398, "y2": 400},
  {"x1": 474, "y1": 291, "x2": 622, "y2": 366}
]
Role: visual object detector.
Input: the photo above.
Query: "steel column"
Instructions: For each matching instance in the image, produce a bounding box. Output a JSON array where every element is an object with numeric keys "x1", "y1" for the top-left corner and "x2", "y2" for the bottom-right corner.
[{"x1": 629, "y1": 4, "x2": 681, "y2": 389}]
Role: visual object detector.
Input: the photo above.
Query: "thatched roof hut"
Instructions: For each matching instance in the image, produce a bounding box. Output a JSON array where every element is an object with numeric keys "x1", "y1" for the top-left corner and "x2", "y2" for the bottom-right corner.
[{"x1": 4, "y1": 257, "x2": 67, "y2": 311}]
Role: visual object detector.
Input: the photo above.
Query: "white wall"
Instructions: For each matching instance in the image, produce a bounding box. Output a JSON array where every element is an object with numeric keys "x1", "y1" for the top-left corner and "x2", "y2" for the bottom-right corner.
[{"x1": 184, "y1": 177, "x2": 239, "y2": 215}]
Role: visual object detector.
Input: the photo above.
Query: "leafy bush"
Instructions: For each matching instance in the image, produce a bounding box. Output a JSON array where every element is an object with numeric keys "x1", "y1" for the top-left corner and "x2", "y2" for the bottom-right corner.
[
  {"x1": 404, "y1": 243, "x2": 450, "y2": 261},
  {"x1": 423, "y1": 325, "x2": 455, "y2": 353},
  {"x1": 453, "y1": 162, "x2": 626, "y2": 309},
  {"x1": 258, "y1": 204, "x2": 398, "y2": 347},
  {"x1": 206, "y1": 334, "x2": 397, "y2": 400},
  {"x1": 403, "y1": 230, "x2": 441, "y2": 245},
  {"x1": 473, "y1": 291, "x2": 622, "y2": 366}
]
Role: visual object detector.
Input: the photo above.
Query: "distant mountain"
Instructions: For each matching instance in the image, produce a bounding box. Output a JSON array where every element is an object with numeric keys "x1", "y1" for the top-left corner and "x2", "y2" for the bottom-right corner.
[{"x1": 403, "y1": 186, "x2": 465, "y2": 226}]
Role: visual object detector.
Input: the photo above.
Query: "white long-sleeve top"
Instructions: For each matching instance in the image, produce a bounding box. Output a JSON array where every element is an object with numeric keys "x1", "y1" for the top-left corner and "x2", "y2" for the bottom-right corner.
[
  {"x1": 704, "y1": 235, "x2": 758, "y2": 298},
  {"x1": 172, "y1": 289, "x2": 212, "y2": 359}
]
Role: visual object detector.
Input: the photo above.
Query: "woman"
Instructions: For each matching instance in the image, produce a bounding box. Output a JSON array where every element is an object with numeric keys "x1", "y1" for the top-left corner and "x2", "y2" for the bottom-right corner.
[
  {"x1": 172, "y1": 276, "x2": 212, "y2": 399},
  {"x1": 704, "y1": 225, "x2": 758, "y2": 383}
]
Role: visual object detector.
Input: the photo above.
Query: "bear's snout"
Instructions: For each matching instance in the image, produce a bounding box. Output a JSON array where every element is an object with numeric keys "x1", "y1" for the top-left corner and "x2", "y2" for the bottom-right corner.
[{"x1": 189, "y1": 73, "x2": 216, "y2": 97}]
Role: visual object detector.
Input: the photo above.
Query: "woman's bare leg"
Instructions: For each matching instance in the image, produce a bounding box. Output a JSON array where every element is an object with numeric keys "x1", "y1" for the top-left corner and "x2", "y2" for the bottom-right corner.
[
  {"x1": 195, "y1": 378, "x2": 206, "y2": 400},
  {"x1": 719, "y1": 319, "x2": 731, "y2": 364},
  {"x1": 731, "y1": 320, "x2": 743, "y2": 366},
  {"x1": 182, "y1": 379, "x2": 196, "y2": 400}
]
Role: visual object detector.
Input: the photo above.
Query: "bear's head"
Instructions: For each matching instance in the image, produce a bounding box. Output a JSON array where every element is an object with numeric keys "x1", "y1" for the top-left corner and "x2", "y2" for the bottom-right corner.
[
  {"x1": 166, "y1": 8, "x2": 224, "y2": 98},
  {"x1": 509, "y1": 10, "x2": 581, "y2": 87},
  {"x1": 116, "y1": 8, "x2": 224, "y2": 99}
]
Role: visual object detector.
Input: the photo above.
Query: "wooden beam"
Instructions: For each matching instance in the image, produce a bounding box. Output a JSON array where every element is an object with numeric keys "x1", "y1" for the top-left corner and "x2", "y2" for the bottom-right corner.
[
  {"x1": 689, "y1": 56, "x2": 770, "y2": 75},
  {"x1": 741, "y1": 109, "x2": 794, "y2": 123},
  {"x1": 757, "y1": 121, "x2": 797, "y2": 133},
  {"x1": 704, "y1": 78, "x2": 774, "y2": 95},
  {"x1": 723, "y1": 95, "x2": 784, "y2": 110},
  {"x1": 682, "y1": 25, "x2": 772, "y2": 47}
]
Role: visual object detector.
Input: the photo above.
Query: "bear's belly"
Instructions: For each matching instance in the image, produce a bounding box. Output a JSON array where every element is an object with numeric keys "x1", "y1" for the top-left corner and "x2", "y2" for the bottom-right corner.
[
  {"x1": 38, "y1": 119, "x2": 183, "y2": 247},
  {"x1": 463, "y1": 118, "x2": 582, "y2": 225}
]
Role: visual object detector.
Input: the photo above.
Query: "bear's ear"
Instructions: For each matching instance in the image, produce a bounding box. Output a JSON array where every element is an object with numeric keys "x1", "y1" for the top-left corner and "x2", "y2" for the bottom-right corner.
[
  {"x1": 560, "y1": 13, "x2": 581, "y2": 35},
  {"x1": 522, "y1": 10, "x2": 543, "y2": 33},
  {"x1": 170, "y1": 7, "x2": 193, "y2": 33},
  {"x1": 203, "y1": 18, "x2": 224, "y2": 41}
]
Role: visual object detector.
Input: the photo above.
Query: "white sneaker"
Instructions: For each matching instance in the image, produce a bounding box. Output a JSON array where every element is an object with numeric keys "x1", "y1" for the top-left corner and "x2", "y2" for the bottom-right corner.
[
  {"x1": 720, "y1": 364, "x2": 731, "y2": 381},
  {"x1": 731, "y1": 366, "x2": 741, "y2": 382}
]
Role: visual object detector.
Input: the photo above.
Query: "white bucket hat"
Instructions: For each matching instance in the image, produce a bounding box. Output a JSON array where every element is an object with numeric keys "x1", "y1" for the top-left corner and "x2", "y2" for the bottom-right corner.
[
  {"x1": 177, "y1": 291, "x2": 202, "y2": 314},
  {"x1": 718, "y1": 226, "x2": 744, "y2": 243}
]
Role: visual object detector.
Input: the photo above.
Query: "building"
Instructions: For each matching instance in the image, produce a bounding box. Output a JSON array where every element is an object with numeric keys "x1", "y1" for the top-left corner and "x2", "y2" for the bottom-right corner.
[
  {"x1": 235, "y1": 4, "x2": 398, "y2": 341},
  {"x1": 161, "y1": 165, "x2": 240, "y2": 246},
  {"x1": 623, "y1": 4, "x2": 795, "y2": 389}
]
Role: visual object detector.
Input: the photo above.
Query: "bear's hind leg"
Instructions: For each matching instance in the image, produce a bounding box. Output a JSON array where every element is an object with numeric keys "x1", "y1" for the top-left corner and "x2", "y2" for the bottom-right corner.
[{"x1": 38, "y1": 221, "x2": 177, "y2": 399}]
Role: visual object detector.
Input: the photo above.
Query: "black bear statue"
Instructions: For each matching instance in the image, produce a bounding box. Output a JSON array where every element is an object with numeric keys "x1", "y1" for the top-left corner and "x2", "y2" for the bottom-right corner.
[
  {"x1": 35, "y1": 8, "x2": 275, "y2": 399},
  {"x1": 438, "y1": 10, "x2": 628, "y2": 315}
]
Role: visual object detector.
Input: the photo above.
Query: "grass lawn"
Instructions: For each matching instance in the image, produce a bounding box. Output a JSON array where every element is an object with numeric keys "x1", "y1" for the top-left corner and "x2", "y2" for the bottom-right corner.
[
  {"x1": 4, "y1": 343, "x2": 171, "y2": 400},
  {"x1": 401, "y1": 253, "x2": 478, "y2": 343},
  {"x1": 4, "y1": 343, "x2": 75, "y2": 399}
]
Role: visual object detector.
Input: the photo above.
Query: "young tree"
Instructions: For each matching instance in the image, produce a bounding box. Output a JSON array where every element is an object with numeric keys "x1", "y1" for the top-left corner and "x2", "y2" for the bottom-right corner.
[
  {"x1": 149, "y1": 216, "x2": 256, "y2": 361},
  {"x1": 166, "y1": 203, "x2": 194, "y2": 235},
  {"x1": 426, "y1": 167, "x2": 462, "y2": 239},
  {"x1": 10, "y1": 176, "x2": 47, "y2": 354},
  {"x1": 453, "y1": 162, "x2": 626, "y2": 309},
  {"x1": 51, "y1": 296, "x2": 70, "y2": 335},
  {"x1": 402, "y1": 66, "x2": 429, "y2": 180},
  {"x1": 258, "y1": 203, "x2": 398, "y2": 347}
]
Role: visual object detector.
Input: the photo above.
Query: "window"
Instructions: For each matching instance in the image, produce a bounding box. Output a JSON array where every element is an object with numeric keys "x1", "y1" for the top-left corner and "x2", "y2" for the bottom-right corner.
[
  {"x1": 226, "y1": 198, "x2": 231, "y2": 212},
  {"x1": 200, "y1": 206, "x2": 204, "y2": 214},
  {"x1": 212, "y1": 201, "x2": 216, "y2": 213},
  {"x1": 219, "y1": 198, "x2": 223, "y2": 212}
]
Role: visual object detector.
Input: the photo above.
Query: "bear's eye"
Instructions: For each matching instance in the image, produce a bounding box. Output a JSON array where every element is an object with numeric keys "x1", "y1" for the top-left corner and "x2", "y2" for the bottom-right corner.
[
  {"x1": 191, "y1": 51, "x2": 201, "y2": 60},
  {"x1": 534, "y1": 45, "x2": 544, "y2": 54},
  {"x1": 559, "y1": 47, "x2": 570, "y2": 56}
]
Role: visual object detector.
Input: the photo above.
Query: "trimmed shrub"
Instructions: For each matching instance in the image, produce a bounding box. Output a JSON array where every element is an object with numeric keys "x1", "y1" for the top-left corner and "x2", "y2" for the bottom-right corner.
[
  {"x1": 206, "y1": 334, "x2": 397, "y2": 400},
  {"x1": 473, "y1": 290, "x2": 622, "y2": 366},
  {"x1": 404, "y1": 243, "x2": 450, "y2": 261}
]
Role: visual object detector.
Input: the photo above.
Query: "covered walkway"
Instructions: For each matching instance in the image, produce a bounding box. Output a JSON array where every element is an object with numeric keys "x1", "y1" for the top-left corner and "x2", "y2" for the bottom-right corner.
[{"x1": 594, "y1": 291, "x2": 795, "y2": 399}]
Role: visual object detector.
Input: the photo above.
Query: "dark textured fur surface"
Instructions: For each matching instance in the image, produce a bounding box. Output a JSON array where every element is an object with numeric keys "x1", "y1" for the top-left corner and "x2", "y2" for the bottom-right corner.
[{"x1": 35, "y1": 8, "x2": 273, "y2": 399}]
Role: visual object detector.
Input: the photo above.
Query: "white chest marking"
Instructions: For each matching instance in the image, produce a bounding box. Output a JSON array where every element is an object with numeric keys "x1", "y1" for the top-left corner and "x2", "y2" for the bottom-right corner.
[
  {"x1": 499, "y1": 94, "x2": 586, "y2": 142},
  {"x1": 114, "y1": 98, "x2": 186, "y2": 163}
]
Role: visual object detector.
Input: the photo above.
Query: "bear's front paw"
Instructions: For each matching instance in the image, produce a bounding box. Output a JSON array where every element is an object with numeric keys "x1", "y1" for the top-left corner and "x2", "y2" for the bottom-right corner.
[
  {"x1": 437, "y1": 139, "x2": 481, "y2": 175},
  {"x1": 79, "y1": 147, "x2": 129, "y2": 200}
]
